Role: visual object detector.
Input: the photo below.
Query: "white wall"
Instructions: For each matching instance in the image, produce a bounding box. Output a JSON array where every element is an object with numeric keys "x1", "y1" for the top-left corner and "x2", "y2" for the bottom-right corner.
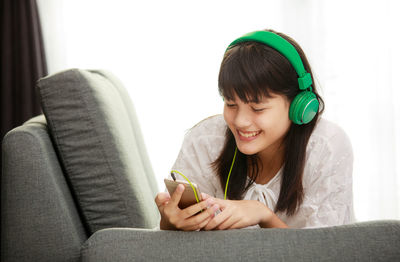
[
  {"x1": 37, "y1": 0, "x2": 400, "y2": 221},
  {"x1": 37, "y1": 0, "x2": 285, "y2": 190}
]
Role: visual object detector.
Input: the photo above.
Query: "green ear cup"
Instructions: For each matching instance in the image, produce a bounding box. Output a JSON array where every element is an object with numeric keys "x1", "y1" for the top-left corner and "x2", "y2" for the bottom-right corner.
[{"x1": 289, "y1": 91, "x2": 319, "y2": 125}]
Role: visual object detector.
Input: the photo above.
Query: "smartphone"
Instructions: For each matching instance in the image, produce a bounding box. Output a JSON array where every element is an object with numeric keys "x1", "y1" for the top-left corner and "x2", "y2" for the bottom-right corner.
[{"x1": 164, "y1": 178, "x2": 203, "y2": 209}]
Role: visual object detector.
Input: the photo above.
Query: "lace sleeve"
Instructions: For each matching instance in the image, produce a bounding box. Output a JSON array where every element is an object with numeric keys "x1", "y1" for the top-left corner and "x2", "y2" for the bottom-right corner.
[
  {"x1": 299, "y1": 128, "x2": 355, "y2": 228},
  {"x1": 169, "y1": 118, "x2": 225, "y2": 197}
]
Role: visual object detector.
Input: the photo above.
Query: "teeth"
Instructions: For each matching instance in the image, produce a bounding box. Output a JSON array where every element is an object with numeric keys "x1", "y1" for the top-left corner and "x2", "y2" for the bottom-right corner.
[{"x1": 239, "y1": 131, "x2": 260, "y2": 138}]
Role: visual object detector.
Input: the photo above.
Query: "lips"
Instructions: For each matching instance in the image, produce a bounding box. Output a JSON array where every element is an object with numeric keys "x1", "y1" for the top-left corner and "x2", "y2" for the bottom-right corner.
[{"x1": 237, "y1": 130, "x2": 262, "y2": 141}]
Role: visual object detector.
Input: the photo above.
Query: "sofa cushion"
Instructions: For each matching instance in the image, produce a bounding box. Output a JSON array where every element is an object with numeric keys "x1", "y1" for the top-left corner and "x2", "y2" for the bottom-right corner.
[{"x1": 37, "y1": 69, "x2": 160, "y2": 234}]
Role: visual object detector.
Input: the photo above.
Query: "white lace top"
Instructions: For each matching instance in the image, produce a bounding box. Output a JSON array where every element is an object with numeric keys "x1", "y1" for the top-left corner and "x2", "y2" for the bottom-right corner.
[{"x1": 170, "y1": 115, "x2": 355, "y2": 229}]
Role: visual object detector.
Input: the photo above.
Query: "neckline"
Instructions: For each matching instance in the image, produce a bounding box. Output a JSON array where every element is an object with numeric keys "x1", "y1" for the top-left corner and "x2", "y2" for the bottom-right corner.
[{"x1": 249, "y1": 165, "x2": 283, "y2": 187}]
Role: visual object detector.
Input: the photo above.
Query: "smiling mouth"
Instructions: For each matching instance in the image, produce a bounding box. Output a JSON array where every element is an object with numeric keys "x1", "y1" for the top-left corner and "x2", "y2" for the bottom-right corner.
[{"x1": 238, "y1": 130, "x2": 262, "y2": 138}]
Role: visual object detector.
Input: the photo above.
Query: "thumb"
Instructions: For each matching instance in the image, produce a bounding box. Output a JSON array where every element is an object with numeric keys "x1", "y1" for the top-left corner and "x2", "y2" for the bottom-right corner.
[{"x1": 169, "y1": 184, "x2": 184, "y2": 207}]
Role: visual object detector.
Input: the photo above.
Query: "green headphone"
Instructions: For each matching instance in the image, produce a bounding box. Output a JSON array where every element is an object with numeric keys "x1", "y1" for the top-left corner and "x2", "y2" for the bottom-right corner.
[{"x1": 226, "y1": 31, "x2": 319, "y2": 125}]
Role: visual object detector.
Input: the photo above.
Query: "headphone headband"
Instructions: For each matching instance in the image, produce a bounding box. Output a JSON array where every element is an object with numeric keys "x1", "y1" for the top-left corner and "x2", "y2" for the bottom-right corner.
[{"x1": 226, "y1": 31, "x2": 312, "y2": 90}]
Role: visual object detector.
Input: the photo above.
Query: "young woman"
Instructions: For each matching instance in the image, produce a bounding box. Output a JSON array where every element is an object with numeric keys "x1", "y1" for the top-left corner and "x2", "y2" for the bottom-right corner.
[{"x1": 155, "y1": 29, "x2": 354, "y2": 231}]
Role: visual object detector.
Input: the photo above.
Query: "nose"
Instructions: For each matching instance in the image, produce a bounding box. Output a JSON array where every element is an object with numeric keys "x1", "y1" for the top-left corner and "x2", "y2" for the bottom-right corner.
[{"x1": 233, "y1": 108, "x2": 252, "y2": 129}]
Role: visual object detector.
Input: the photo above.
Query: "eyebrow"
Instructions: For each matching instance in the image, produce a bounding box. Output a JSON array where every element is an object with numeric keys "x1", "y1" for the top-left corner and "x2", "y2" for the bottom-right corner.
[{"x1": 248, "y1": 99, "x2": 271, "y2": 104}]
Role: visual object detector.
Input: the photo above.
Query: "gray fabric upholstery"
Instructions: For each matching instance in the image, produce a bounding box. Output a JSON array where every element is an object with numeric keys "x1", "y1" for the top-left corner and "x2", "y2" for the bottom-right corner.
[
  {"x1": 3, "y1": 68, "x2": 400, "y2": 261},
  {"x1": 37, "y1": 69, "x2": 160, "y2": 234},
  {"x1": 1, "y1": 115, "x2": 87, "y2": 262},
  {"x1": 93, "y1": 70, "x2": 159, "y2": 198},
  {"x1": 81, "y1": 220, "x2": 400, "y2": 262}
]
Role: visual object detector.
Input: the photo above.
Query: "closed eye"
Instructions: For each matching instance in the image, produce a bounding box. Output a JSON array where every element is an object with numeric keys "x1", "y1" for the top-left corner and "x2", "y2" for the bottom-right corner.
[
  {"x1": 226, "y1": 103, "x2": 237, "y2": 108},
  {"x1": 252, "y1": 107, "x2": 266, "y2": 112}
]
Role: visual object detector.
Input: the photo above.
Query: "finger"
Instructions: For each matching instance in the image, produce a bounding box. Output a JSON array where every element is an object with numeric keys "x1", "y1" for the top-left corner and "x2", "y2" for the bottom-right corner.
[
  {"x1": 217, "y1": 216, "x2": 238, "y2": 230},
  {"x1": 169, "y1": 184, "x2": 184, "y2": 207},
  {"x1": 187, "y1": 215, "x2": 215, "y2": 231},
  {"x1": 155, "y1": 192, "x2": 171, "y2": 208},
  {"x1": 180, "y1": 205, "x2": 218, "y2": 231},
  {"x1": 173, "y1": 202, "x2": 217, "y2": 231},
  {"x1": 198, "y1": 217, "x2": 213, "y2": 230},
  {"x1": 181, "y1": 197, "x2": 215, "y2": 218},
  {"x1": 228, "y1": 220, "x2": 245, "y2": 230},
  {"x1": 210, "y1": 198, "x2": 226, "y2": 208},
  {"x1": 204, "y1": 206, "x2": 232, "y2": 231},
  {"x1": 201, "y1": 193, "x2": 212, "y2": 200},
  {"x1": 181, "y1": 217, "x2": 212, "y2": 231},
  {"x1": 183, "y1": 203, "x2": 220, "y2": 229},
  {"x1": 182, "y1": 212, "x2": 212, "y2": 231}
]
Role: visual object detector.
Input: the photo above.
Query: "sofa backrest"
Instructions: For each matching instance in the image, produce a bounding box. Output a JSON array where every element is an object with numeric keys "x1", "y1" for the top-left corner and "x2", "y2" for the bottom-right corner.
[
  {"x1": 36, "y1": 69, "x2": 160, "y2": 234},
  {"x1": 1, "y1": 115, "x2": 87, "y2": 262}
]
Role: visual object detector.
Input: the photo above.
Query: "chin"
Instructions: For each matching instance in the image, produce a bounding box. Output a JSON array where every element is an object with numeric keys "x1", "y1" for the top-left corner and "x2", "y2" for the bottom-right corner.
[{"x1": 236, "y1": 144, "x2": 259, "y2": 156}]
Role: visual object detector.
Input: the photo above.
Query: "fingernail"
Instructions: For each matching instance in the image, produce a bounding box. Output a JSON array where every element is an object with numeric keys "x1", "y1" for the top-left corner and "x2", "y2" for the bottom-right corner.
[
  {"x1": 206, "y1": 198, "x2": 214, "y2": 208},
  {"x1": 213, "y1": 204, "x2": 220, "y2": 212},
  {"x1": 177, "y1": 184, "x2": 184, "y2": 192}
]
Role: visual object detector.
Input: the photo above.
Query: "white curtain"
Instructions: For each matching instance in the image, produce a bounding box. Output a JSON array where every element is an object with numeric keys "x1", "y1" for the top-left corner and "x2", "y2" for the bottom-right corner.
[
  {"x1": 37, "y1": 0, "x2": 400, "y2": 221},
  {"x1": 280, "y1": 0, "x2": 400, "y2": 221}
]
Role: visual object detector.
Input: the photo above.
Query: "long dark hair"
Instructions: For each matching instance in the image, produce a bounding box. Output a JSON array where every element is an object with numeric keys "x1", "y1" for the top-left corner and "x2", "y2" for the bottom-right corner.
[{"x1": 212, "y1": 29, "x2": 325, "y2": 216}]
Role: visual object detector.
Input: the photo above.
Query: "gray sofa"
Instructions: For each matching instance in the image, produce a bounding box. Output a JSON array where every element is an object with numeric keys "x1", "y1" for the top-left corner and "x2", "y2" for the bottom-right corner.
[{"x1": 2, "y1": 69, "x2": 400, "y2": 262}]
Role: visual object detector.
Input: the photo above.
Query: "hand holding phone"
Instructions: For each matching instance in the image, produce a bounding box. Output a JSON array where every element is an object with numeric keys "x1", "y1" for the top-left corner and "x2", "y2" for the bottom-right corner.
[{"x1": 164, "y1": 178, "x2": 203, "y2": 209}]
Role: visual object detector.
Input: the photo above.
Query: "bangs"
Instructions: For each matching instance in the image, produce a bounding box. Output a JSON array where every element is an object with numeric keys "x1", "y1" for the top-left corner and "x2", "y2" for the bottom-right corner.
[{"x1": 218, "y1": 43, "x2": 291, "y2": 103}]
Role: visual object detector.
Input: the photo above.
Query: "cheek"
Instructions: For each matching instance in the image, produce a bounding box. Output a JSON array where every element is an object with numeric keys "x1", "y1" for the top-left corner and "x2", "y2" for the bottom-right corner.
[
  {"x1": 255, "y1": 109, "x2": 291, "y2": 134},
  {"x1": 223, "y1": 108, "x2": 233, "y2": 126},
  {"x1": 273, "y1": 111, "x2": 291, "y2": 137}
]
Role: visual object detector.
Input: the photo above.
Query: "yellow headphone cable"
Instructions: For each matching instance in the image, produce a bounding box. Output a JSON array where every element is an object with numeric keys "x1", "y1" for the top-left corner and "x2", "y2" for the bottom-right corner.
[{"x1": 171, "y1": 147, "x2": 238, "y2": 202}]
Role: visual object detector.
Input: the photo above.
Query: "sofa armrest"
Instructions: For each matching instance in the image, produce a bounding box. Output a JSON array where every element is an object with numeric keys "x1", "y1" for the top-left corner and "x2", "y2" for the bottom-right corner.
[
  {"x1": 1, "y1": 117, "x2": 87, "y2": 262},
  {"x1": 81, "y1": 220, "x2": 400, "y2": 262}
]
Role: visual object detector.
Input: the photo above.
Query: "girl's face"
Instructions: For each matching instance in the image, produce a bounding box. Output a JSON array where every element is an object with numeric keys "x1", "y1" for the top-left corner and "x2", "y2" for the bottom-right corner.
[{"x1": 223, "y1": 93, "x2": 292, "y2": 157}]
